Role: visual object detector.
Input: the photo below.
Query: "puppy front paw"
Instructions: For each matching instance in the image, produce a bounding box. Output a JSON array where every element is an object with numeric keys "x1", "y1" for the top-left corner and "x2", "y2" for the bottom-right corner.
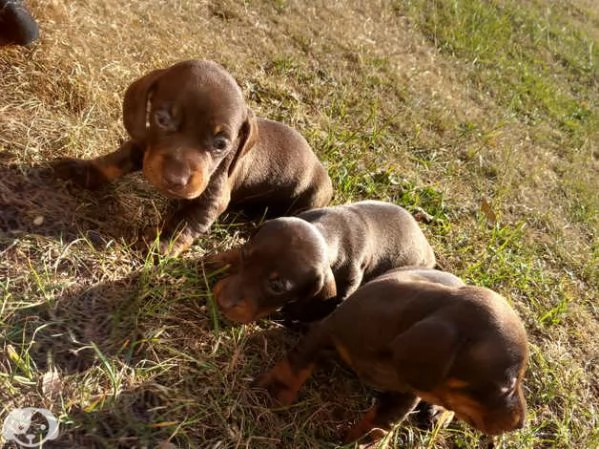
[
  {"x1": 139, "y1": 226, "x2": 195, "y2": 258},
  {"x1": 254, "y1": 360, "x2": 305, "y2": 406},
  {"x1": 412, "y1": 403, "x2": 454, "y2": 430},
  {"x1": 343, "y1": 424, "x2": 387, "y2": 446},
  {"x1": 343, "y1": 406, "x2": 389, "y2": 446},
  {"x1": 52, "y1": 158, "x2": 109, "y2": 190}
]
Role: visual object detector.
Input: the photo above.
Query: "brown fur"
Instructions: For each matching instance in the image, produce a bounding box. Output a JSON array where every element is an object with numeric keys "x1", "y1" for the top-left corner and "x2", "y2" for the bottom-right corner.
[
  {"x1": 256, "y1": 267, "x2": 528, "y2": 443},
  {"x1": 53, "y1": 60, "x2": 332, "y2": 256},
  {"x1": 0, "y1": 0, "x2": 39, "y2": 46},
  {"x1": 207, "y1": 201, "x2": 436, "y2": 324}
]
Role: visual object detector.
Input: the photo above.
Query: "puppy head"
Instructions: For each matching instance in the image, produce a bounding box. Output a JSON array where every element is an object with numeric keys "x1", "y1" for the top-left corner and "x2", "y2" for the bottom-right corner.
[
  {"x1": 212, "y1": 217, "x2": 336, "y2": 323},
  {"x1": 417, "y1": 344, "x2": 528, "y2": 436},
  {"x1": 394, "y1": 288, "x2": 528, "y2": 435},
  {"x1": 122, "y1": 60, "x2": 258, "y2": 199}
]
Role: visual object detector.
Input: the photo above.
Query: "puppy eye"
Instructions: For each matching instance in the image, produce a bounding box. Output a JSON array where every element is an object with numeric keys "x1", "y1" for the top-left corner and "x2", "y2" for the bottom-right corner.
[
  {"x1": 267, "y1": 277, "x2": 288, "y2": 295},
  {"x1": 154, "y1": 109, "x2": 176, "y2": 131},
  {"x1": 212, "y1": 135, "x2": 229, "y2": 152},
  {"x1": 449, "y1": 384, "x2": 471, "y2": 393}
]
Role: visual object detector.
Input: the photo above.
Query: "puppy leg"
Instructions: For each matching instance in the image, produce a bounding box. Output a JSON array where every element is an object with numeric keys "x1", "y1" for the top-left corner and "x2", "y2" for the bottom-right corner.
[
  {"x1": 412, "y1": 402, "x2": 454, "y2": 430},
  {"x1": 344, "y1": 392, "x2": 420, "y2": 445},
  {"x1": 255, "y1": 324, "x2": 330, "y2": 405},
  {"x1": 53, "y1": 140, "x2": 144, "y2": 189},
  {"x1": 336, "y1": 266, "x2": 364, "y2": 300},
  {"x1": 146, "y1": 173, "x2": 231, "y2": 257},
  {"x1": 280, "y1": 297, "x2": 343, "y2": 325}
]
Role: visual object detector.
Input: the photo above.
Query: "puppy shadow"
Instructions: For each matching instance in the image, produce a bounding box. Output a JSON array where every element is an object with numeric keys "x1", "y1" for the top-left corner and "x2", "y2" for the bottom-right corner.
[
  {"x1": 0, "y1": 153, "x2": 281, "y2": 255},
  {"x1": 17, "y1": 385, "x2": 179, "y2": 449},
  {"x1": 12, "y1": 271, "x2": 149, "y2": 375},
  {"x1": 9, "y1": 257, "x2": 213, "y2": 375},
  {"x1": 0, "y1": 153, "x2": 167, "y2": 249},
  {"x1": 1, "y1": 255, "x2": 236, "y2": 448}
]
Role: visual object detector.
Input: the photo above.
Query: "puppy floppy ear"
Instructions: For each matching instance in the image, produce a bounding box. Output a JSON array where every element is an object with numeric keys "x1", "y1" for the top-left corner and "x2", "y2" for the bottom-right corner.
[
  {"x1": 122, "y1": 69, "x2": 166, "y2": 142},
  {"x1": 392, "y1": 318, "x2": 460, "y2": 392},
  {"x1": 311, "y1": 267, "x2": 337, "y2": 301},
  {"x1": 240, "y1": 108, "x2": 258, "y2": 155},
  {"x1": 234, "y1": 108, "x2": 258, "y2": 159}
]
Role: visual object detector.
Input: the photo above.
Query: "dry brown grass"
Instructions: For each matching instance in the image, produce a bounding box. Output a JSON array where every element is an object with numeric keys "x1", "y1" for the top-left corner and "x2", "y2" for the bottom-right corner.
[{"x1": 1, "y1": 0, "x2": 598, "y2": 448}]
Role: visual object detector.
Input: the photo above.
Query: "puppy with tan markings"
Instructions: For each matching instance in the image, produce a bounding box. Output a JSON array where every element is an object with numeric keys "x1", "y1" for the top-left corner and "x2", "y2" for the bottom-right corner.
[
  {"x1": 257, "y1": 267, "x2": 528, "y2": 445},
  {"x1": 54, "y1": 60, "x2": 332, "y2": 256},
  {"x1": 208, "y1": 200, "x2": 436, "y2": 324}
]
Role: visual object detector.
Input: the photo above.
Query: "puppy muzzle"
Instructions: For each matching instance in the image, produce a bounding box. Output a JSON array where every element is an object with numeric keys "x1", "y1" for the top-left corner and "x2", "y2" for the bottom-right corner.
[
  {"x1": 457, "y1": 403, "x2": 525, "y2": 436},
  {"x1": 213, "y1": 278, "x2": 258, "y2": 324},
  {"x1": 143, "y1": 150, "x2": 209, "y2": 199}
]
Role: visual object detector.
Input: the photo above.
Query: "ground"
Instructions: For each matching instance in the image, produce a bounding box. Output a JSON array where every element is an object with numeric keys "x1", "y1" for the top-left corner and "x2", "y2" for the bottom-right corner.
[{"x1": 0, "y1": 0, "x2": 597, "y2": 448}]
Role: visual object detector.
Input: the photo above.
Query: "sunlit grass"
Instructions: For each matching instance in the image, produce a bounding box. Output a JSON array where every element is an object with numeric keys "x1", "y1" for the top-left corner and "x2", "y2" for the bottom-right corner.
[{"x1": 0, "y1": 0, "x2": 597, "y2": 448}]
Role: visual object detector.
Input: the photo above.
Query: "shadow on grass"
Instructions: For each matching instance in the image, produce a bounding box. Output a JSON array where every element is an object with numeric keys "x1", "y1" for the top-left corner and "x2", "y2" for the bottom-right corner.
[
  {"x1": 24, "y1": 272, "x2": 148, "y2": 374},
  {"x1": 5, "y1": 264, "x2": 193, "y2": 376},
  {"x1": 0, "y1": 153, "x2": 166, "y2": 250},
  {"x1": 5, "y1": 282, "x2": 357, "y2": 448},
  {"x1": 3, "y1": 259, "x2": 210, "y2": 448},
  {"x1": 0, "y1": 152, "x2": 276, "y2": 258},
  {"x1": 2, "y1": 266, "x2": 467, "y2": 448}
]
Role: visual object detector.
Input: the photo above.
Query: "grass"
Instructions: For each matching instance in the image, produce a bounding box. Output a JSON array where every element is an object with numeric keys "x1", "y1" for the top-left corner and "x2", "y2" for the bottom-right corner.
[{"x1": 0, "y1": 0, "x2": 597, "y2": 448}]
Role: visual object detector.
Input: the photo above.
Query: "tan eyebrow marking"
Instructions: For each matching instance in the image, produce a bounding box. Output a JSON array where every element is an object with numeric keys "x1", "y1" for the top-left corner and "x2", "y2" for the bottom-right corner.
[{"x1": 446, "y1": 378, "x2": 469, "y2": 389}]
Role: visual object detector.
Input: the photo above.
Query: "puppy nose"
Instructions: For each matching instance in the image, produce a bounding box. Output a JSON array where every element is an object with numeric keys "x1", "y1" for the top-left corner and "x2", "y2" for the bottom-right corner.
[
  {"x1": 161, "y1": 157, "x2": 191, "y2": 188},
  {"x1": 213, "y1": 279, "x2": 239, "y2": 309},
  {"x1": 162, "y1": 170, "x2": 190, "y2": 188},
  {"x1": 217, "y1": 293, "x2": 240, "y2": 310}
]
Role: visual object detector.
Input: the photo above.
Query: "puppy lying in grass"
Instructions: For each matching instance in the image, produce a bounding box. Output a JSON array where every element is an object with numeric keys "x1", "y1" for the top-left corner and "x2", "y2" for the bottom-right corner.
[
  {"x1": 256, "y1": 267, "x2": 528, "y2": 445},
  {"x1": 207, "y1": 200, "x2": 436, "y2": 323}
]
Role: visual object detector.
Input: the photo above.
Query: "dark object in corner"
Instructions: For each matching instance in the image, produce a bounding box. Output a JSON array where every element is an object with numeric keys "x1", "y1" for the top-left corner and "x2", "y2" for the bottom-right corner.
[{"x1": 0, "y1": 0, "x2": 39, "y2": 47}]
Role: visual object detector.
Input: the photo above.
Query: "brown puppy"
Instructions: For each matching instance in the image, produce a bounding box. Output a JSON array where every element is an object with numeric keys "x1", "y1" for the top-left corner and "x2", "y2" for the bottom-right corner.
[
  {"x1": 54, "y1": 60, "x2": 333, "y2": 256},
  {"x1": 209, "y1": 201, "x2": 436, "y2": 324},
  {"x1": 256, "y1": 267, "x2": 528, "y2": 444},
  {"x1": 0, "y1": 0, "x2": 39, "y2": 46}
]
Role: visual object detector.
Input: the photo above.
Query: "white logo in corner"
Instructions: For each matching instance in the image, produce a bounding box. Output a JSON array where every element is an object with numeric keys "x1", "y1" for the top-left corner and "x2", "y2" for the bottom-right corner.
[{"x1": 2, "y1": 408, "x2": 59, "y2": 447}]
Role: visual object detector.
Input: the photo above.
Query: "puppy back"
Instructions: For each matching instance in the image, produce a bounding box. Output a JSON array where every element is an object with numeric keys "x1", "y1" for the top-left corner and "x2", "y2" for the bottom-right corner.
[{"x1": 350, "y1": 201, "x2": 437, "y2": 271}]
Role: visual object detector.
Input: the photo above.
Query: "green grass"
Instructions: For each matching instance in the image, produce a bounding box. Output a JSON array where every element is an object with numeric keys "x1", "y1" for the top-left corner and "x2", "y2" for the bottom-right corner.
[
  {"x1": 399, "y1": 0, "x2": 598, "y2": 139},
  {"x1": 0, "y1": 0, "x2": 598, "y2": 448}
]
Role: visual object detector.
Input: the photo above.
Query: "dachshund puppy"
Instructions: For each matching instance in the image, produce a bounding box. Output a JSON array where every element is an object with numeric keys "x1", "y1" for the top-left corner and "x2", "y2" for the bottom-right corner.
[
  {"x1": 209, "y1": 201, "x2": 436, "y2": 324},
  {"x1": 0, "y1": 0, "x2": 39, "y2": 46},
  {"x1": 256, "y1": 267, "x2": 528, "y2": 444},
  {"x1": 54, "y1": 60, "x2": 333, "y2": 256}
]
